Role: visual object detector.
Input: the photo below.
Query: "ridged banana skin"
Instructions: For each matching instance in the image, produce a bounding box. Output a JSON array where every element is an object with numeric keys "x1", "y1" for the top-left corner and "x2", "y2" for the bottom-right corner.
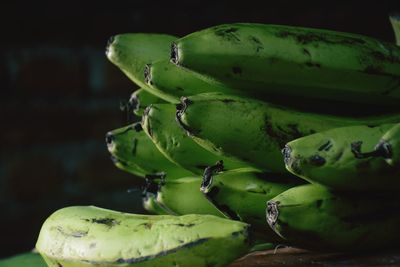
[
  {"x1": 0, "y1": 252, "x2": 47, "y2": 267},
  {"x1": 145, "y1": 59, "x2": 246, "y2": 103},
  {"x1": 266, "y1": 184, "x2": 400, "y2": 251},
  {"x1": 156, "y1": 177, "x2": 225, "y2": 217},
  {"x1": 173, "y1": 23, "x2": 400, "y2": 107},
  {"x1": 142, "y1": 103, "x2": 253, "y2": 175},
  {"x1": 106, "y1": 123, "x2": 193, "y2": 179},
  {"x1": 284, "y1": 123, "x2": 398, "y2": 191},
  {"x1": 106, "y1": 33, "x2": 177, "y2": 102},
  {"x1": 380, "y1": 123, "x2": 400, "y2": 166},
  {"x1": 36, "y1": 206, "x2": 250, "y2": 267},
  {"x1": 201, "y1": 169, "x2": 296, "y2": 234},
  {"x1": 130, "y1": 89, "x2": 166, "y2": 116},
  {"x1": 176, "y1": 92, "x2": 400, "y2": 173}
]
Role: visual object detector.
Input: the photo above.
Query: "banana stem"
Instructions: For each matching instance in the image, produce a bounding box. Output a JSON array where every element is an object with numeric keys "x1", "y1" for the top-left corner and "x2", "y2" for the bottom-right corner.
[{"x1": 389, "y1": 13, "x2": 400, "y2": 46}]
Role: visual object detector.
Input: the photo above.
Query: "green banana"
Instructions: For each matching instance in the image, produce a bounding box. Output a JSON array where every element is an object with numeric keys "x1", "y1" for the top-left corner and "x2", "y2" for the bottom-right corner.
[
  {"x1": 172, "y1": 23, "x2": 400, "y2": 108},
  {"x1": 144, "y1": 175, "x2": 225, "y2": 217},
  {"x1": 128, "y1": 88, "x2": 166, "y2": 116},
  {"x1": 36, "y1": 206, "x2": 250, "y2": 267},
  {"x1": 266, "y1": 184, "x2": 400, "y2": 251},
  {"x1": 176, "y1": 92, "x2": 400, "y2": 173},
  {"x1": 390, "y1": 13, "x2": 400, "y2": 46},
  {"x1": 0, "y1": 252, "x2": 46, "y2": 267},
  {"x1": 200, "y1": 162, "x2": 298, "y2": 234},
  {"x1": 283, "y1": 123, "x2": 398, "y2": 191},
  {"x1": 142, "y1": 177, "x2": 172, "y2": 215},
  {"x1": 144, "y1": 59, "x2": 246, "y2": 102},
  {"x1": 106, "y1": 33, "x2": 177, "y2": 101},
  {"x1": 379, "y1": 122, "x2": 400, "y2": 166},
  {"x1": 106, "y1": 122, "x2": 193, "y2": 179},
  {"x1": 142, "y1": 103, "x2": 254, "y2": 175}
]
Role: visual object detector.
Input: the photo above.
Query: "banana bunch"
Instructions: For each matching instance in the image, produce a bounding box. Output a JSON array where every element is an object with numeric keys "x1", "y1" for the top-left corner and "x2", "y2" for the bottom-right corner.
[{"x1": 32, "y1": 17, "x2": 400, "y2": 267}]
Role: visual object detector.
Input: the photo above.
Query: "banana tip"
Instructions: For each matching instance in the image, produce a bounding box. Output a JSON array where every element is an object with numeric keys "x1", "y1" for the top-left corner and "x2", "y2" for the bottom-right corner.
[
  {"x1": 266, "y1": 201, "x2": 280, "y2": 233},
  {"x1": 144, "y1": 64, "x2": 152, "y2": 84},
  {"x1": 105, "y1": 35, "x2": 115, "y2": 57},
  {"x1": 170, "y1": 42, "x2": 179, "y2": 64}
]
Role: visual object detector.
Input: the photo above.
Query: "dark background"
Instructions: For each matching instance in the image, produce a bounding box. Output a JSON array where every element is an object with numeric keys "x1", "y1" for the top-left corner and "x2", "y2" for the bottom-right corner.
[{"x1": 1, "y1": 1, "x2": 399, "y2": 258}]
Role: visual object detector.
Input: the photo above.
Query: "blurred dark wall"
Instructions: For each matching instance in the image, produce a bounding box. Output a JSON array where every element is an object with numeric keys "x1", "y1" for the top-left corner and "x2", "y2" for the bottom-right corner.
[{"x1": 0, "y1": 0, "x2": 399, "y2": 258}]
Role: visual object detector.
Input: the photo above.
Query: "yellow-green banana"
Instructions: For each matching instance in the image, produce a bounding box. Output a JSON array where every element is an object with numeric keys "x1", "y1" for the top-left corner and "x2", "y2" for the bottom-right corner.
[
  {"x1": 200, "y1": 162, "x2": 298, "y2": 234},
  {"x1": 266, "y1": 184, "x2": 400, "y2": 251},
  {"x1": 176, "y1": 92, "x2": 400, "y2": 173},
  {"x1": 144, "y1": 175, "x2": 225, "y2": 217},
  {"x1": 129, "y1": 88, "x2": 166, "y2": 116},
  {"x1": 0, "y1": 252, "x2": 46, "y2": 267},
  {"x1": 378, "y1": 122, "x2": 400, "y2": 166},
  {"x1": 283, "y1": 123, "x2": 398, "y2": 191},
  {"x1": 172, "y1": 23, "x2": 400, "y2": 108},
  {"x1": 142, "y1": 103, "x2": 253, "y2": 175},
  {"x1": 390, "y1": 13, "x2": 400, "y2": 46},
  {"x1": 106, "y1": 122, "x2": 193, "y2": 178},
  {"x1": 106, "y1": 33, "x2": 177, "y2": 101},
  {"x1": 36, "y1": 206, "x2": 250, "y2": 267}
]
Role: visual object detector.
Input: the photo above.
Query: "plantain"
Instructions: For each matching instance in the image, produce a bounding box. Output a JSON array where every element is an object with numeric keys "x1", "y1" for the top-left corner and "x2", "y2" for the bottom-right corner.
[
  {"x1": 176, "y1": 92, "x2": 400, "y2": 173},
  {"x1": 36, "y1": 206, "x2": 250, "y2": 267},
  {"x1": 145, "y1": 175, "x2": 224, "y2": 217},
  {"x1": 172, "y1": 23, "x2": 400, "y2": 109},
  {"x1": 200, "y1": 161, "x2": 299, "y2": 234},
  {"x1": 106, "y1": 122, "x2": 193, "y2": 179},
  {"x1": 283, "y1": 123, "x2": 399, "y2": 191},
  {"x1": 142, "y1": 103, "x2": 253, "y2": 175},
  {"x1": 0, "y1": 251, "x2": 46, "y2": 267},
  {"x1": 128, "y1": 88, "x2": 166, "y2": 116},
  {"x1": 266, "y1": 184, "x2": 400, "y2": 251},
  {"x1": 144, "y1": 59, "x2": 247, "y2": 103},
  {"x1": 106, "y1": 33, "x2": 177, "y2": 101}
]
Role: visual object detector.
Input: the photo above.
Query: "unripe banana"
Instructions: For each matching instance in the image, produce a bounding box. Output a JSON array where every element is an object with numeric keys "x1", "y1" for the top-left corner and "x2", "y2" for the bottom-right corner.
[
  {"x1": 142, "y1": 103, "x2": 253, "y2": 175},
  {"x1": 379, "y1": 122, "x2": 400, "y2": 166},
  {"x1": 390, "y1": 13, "x2": 400, "y2": 46},
  {"x1": 141, "y1": 177, "x2": 172, "y2": 215},
  {"x1": 266, "y1": 184, "x2": 400, "y2": 251},
  {"x1": 129, "y1": 88, "x2": 166, "y2": 116},
  {"x1": 106, "y1": 33, "x2": 177, "y2": 101},
  {"x1": 200, "y1": 161, "x2": 299, "y2": 235},
  {"x1": 106, "y1": 122, "x2": 193, "y2": 179},
  {"x1": 176, "y1": 92, "x2": 400, "y2": 173},
  {"x1": 0, "y1": 252, "x2": 46, "y2": 267},
  {"x1": 172, "y1": 23, "x2": 400, "y2": 108},
  {"x1": 144, "y1": 175, "x2": 225, "y2": 217},
  {"x1": 36, "y1": 206, "x2": 250, "y2": 267},
  {"x1": 144, "y1": 59, "x2": 245, "y2": 102},
  {"x1": 283, "y1": 123, "x2": 398, "y2": 191}
]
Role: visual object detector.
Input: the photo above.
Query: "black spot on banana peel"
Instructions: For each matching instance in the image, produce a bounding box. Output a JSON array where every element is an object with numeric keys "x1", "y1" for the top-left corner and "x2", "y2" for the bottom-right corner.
[
  {"x1": 175, "y1": 97, "x2": 195, "y2": 135},
  {"x1": 309, "y1": 155, "x2": 326, "y2": 166},
  {"x1": 351, "y1": 140, "x2": 392, "y2": 159},
  {"x1": 170, "y1": 42, "x2": 179, "y2": 64},
  {"x1": 318, "y1": 140, "x2": 333, "y2": 151},
  {"x1": 200, "y1": 160, "x2": 224, "y2": 192}
]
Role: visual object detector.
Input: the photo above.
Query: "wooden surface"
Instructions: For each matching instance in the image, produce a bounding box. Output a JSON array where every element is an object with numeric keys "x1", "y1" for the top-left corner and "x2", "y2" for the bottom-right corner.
[{"x1": 230, "y1": 247, "x2": 400, "y2": 266}]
